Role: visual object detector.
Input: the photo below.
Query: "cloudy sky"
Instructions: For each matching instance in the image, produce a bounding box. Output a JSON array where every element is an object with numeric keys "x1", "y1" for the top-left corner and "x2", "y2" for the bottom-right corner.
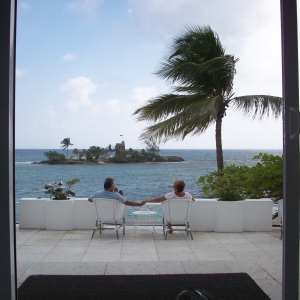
[{"x1": 16, "y1": 0, "x2": 282, "y2": 150}]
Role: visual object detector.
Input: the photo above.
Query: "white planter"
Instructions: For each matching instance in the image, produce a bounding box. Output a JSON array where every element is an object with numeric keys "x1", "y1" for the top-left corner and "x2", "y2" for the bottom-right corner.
[
  {"x1": 19, "y1": 198, "x2": 46, "y2": 229},
  {"x1": 189, "y1": 199, "x2": 216, "y2": 231},
  {"x1": 19, "y1": 198, "x2": 273, "y2": 232},
  {"x1": 244, "y1": 199, "x2": 273, "y2": 231},
  {"x1": 46, "y1": 199, "x2": 74, "y2": 230},
  {"x1": 73, "y1": 199, "x2": 96, "y2": 229},
  {"x1": 214, "y1": 200, "x2": 245, "y2": 232}
]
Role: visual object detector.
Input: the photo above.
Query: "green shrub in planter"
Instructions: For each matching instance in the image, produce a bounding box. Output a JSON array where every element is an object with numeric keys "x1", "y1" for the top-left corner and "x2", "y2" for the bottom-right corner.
[
  {"x1": 245, "y1": 153, "x2": 283, "y2": 200},
  {"x1": 44, "y1": 178, "x2": 80, "y2": 200},
  {"x1": 196, "y1": 165, "x2": 248, "y2": 201},
  {"x1": 196, "y1": 153, "x2": 283, "y2": 201}
]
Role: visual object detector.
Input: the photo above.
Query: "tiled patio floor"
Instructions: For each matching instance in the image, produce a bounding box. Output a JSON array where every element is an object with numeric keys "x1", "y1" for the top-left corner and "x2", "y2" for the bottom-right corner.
[{"x1": 17, "y1": 225, "x2": 283, "y2": 300}]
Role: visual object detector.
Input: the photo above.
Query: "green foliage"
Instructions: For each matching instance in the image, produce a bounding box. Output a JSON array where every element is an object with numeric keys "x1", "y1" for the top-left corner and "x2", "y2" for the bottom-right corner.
[
  {"x1": 86, "y1": 146, "x2": 108, "y2": 159},
  {"x1": 44, "y1": 151, "x2": 66, "y2": 161},
  {"x1": 44, "y1": 178, "x2": 80, "y2": 200},
  {"x1": 144, "y1": 139, "x2": 160, "y2": 157},
  {"x1": 60, "y1": 138, "x2": 73, "y2": 158},
  {"x1": 196, "y1": 153, "x2": 283, "y2": 201},
  {"x1": 72, "y1": 148, "x2": 79, "y2": 159},
  {"x1": 246, "y1": 153, "x2": 283, "y2": 200}
]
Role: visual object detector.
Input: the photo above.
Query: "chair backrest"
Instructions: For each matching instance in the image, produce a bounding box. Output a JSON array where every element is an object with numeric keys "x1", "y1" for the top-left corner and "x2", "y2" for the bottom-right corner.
[
  {"x1": 161, "y1": 199, "x2": 193, "y2": 223},
  {"x1": 278, "y1": 199, "x2": 283, "y2": 222},
  {"x1": 93, "y1": 198, "x2": 125, "y2": 220}
]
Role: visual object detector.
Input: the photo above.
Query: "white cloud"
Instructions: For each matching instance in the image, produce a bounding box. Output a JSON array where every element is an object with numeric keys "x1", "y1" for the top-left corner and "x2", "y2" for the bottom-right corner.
[
  {"x1": 16, "y1": 68, "x2": 28, "y2": 78},
  {"x1": 60, "y1": 76, "x2": 97, "y2": 112},
  {"x1": 131, "y1": 86, "x2": 158, "y2": 106},
  {"x1": 63, "y1": 53, "x2": 77, "y2": 61},
  {"x1": 19, "y1": 2, "x2": 30, "y2": 10},
  {"x1": 65, "y1": 0, "x2": 103, "y2": 23},
  {"x1": 104, "y1": 99, "x2": 122, "y2": 114}
]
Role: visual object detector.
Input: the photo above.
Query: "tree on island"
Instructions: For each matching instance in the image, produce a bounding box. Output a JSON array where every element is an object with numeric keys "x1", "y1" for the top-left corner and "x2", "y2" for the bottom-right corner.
[
  {"x1": 72, "y1": 148, "x2": 79, "y2": 159},
  {"x1": 86, "y1": 146, "x2": 109, "y2": 160},
  {"x1": 44, "y1": 150, "x2": 66, "y2": 161},
  {"x1": 145, "y1": 139, "x2": 160, "y2": 158},
  {"x1": 60, "y1": 138, "x2": 73, "y2": 158},
  {"x1": 133, "y1": 25, "x2": 282, "y2": 169}
]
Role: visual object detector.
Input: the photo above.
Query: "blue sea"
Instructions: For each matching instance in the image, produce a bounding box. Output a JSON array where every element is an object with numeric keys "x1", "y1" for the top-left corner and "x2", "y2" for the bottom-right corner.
[{"x1": 15, "y1": 149, "x2": 282, "y2": 217}]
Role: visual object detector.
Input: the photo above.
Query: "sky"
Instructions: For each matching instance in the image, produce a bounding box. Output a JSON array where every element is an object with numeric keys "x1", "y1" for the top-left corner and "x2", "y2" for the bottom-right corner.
[{"x1": 16, "y1": 0, "x2": 282, "y2": 150}]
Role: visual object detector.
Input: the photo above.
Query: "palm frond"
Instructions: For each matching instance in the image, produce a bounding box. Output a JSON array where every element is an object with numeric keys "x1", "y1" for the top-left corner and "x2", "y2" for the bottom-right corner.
[
  {"x1": 232, "y1": 95, "x2": 282, "y2": 119},
  {"x1": 138, "y1": 95, "x2": 222, "y2": 143},
  {"x1": 133, "y1": 93, "x2": 208, "y2": 122}
]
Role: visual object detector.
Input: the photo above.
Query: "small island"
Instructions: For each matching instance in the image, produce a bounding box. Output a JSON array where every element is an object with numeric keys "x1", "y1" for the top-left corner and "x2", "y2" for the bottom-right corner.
[{"x1": 36, "y1": 140, "x2": 184, "y2": 164}]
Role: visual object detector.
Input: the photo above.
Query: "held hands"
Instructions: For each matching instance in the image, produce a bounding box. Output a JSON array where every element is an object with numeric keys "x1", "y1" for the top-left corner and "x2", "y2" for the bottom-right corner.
[{"x1": 88, "y1": 198, "x2": 93, "y2": 202}]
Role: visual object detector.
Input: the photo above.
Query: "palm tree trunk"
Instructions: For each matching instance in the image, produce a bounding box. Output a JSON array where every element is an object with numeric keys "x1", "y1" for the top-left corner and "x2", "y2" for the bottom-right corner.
[{"x1": 215, "y1": 116, "x2": 224, "y2": 170}]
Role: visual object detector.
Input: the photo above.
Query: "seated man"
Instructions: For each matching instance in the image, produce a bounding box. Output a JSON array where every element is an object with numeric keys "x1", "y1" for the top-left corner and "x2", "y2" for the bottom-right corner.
[{"x1": 88, "y1": 177, "x2": 142, "y2": 207}]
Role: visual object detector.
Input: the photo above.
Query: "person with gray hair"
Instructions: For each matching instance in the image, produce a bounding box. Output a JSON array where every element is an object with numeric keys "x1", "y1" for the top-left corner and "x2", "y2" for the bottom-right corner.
[
  {"x1": 141, "y1": 179, "x2": 195, "y2": 232},
  {"x1": 88, "y1": 177, "x2": 142, "y2": 207}
]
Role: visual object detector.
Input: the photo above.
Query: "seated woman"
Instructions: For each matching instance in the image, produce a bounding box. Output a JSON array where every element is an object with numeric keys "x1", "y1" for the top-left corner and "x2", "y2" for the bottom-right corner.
[{"x1": 143, "y1": 179, "x2": 194, "y2": 233}]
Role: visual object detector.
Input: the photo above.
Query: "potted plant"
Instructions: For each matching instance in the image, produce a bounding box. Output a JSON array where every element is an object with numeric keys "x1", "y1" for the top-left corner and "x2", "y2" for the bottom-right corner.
[
  {"x1": 197, "y1": 165, "x2": 247, "y2": 232},
  {"x1": 44, "y1": 178, "x2": 80, "y2": 200}
]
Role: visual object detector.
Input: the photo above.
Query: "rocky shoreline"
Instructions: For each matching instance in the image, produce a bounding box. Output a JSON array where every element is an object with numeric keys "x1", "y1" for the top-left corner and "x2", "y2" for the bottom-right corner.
[{"x1": 34, "y1": 156, "x2": 184, "y2": 165}]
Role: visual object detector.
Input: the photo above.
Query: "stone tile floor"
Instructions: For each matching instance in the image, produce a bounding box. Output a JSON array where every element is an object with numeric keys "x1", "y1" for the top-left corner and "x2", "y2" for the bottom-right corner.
[{"x1": 17, "y1": 225, "x2": 283, "y2": 300}]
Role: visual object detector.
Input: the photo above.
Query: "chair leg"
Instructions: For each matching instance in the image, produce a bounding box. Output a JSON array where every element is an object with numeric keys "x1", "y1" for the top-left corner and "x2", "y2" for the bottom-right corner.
[
  {"x1": 280, "y1": 225, "x2": 283, "y2": 240},
  {"x1": 115, "y1": 221, "x2": 119, "y2": 239},
  {"x1": 123, "y1": 217, "x2": 125, "y2": 235},
  {"x1": 91, "y1": 220, "x2": 98, "y2": 239},
  {"x1": 189, "y1": 230, "x2": 193, "y2": 240},
  {"x1": 163, "y1": 218, "x2": 165, "y2": 236},
  {"x1": 99, "y1": 220, "x2": 102, "y2": 234}
]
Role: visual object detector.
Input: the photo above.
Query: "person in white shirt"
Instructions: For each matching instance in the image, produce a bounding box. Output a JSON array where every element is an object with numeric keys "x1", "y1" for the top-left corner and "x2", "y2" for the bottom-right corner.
[{"x1": 142, "y1": 179, "x2": 195, "y2": 233}]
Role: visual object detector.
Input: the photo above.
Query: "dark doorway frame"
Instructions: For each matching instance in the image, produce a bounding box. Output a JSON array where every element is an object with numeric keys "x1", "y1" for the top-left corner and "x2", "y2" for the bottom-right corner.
[
  {"x1": 0, "y1": 0, "x2": 17, "y2": 299},
  {"x1": 281, "y1": 0, "x2": 300, "y2": 299}
]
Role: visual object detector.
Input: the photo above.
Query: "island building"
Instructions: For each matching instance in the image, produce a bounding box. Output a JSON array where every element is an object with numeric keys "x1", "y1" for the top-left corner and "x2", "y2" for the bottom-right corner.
[{"x1": 115, "y1": 141, "x2": 125, "y2": 158}]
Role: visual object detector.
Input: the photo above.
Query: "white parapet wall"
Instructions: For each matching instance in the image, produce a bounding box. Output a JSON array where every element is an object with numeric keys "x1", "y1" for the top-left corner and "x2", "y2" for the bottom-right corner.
[{"x1": 19, "y1": 198, "x2": 273, "y2": 232}]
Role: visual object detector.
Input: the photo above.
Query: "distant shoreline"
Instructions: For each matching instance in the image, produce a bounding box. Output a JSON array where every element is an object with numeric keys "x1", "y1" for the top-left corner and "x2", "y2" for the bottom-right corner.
[{"x1": 34, "y1": 156, "x2": 185, "y2": 165}]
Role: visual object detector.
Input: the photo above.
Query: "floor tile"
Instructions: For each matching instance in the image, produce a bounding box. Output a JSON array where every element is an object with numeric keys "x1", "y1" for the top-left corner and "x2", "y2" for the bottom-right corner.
[
  {"x1": 255, "y1": 279, "x2": 282, "y2": 300},
  {"x1": 18, "y1": 245, "x2": 54, "y2": 254},
  {"x1": 49, "y1": 245, "x2": 88, "y2": 254},
  {"x1": 194, "y1": 252, "x2": 235, "y2": 260},
  {"x1": 158, "y1": 252, "x2": 197, "y2": 262},
  {"x1": 86, "y1": 246, "x2": 122, "y2": 254},
  {"x1": 42, "y1": 253, "x2": 84, "y2": 263},
  {"x1": 17, "y1": 253, "x2": 47, "y2": 263},
  {"x1": 120, "y1": 253, "x2": 158, "y2": 262},
  {"x1": 82, "y1": 253, "x2": 120, "y2": 262},
  {"x1": 105, "y1": 261, "x2": 186, "y2": 275}
]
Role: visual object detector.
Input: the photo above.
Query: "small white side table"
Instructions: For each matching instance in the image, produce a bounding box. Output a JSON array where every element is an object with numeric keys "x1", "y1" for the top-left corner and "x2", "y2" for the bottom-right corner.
[{"x1": 132, "y1": 209, "x2": 158, "y2": 233}]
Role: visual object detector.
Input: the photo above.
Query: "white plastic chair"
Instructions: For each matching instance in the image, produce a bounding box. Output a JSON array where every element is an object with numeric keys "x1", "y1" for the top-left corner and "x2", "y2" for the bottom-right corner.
[
  {"x1": 161, "y1": 199, "x2": 193, "y2": 240},
  {"x1": 91, "y1": 198, "x2": 126, "y2": 239},
  {"x1": 278, "y1": 199, "x2": 283, "y2": 240}
]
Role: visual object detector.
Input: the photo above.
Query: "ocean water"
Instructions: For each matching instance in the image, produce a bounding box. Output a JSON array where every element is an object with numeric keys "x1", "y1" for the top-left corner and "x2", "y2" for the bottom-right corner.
[{"x1": 15, "y1": 148, "x2": 282, "y2": 218}]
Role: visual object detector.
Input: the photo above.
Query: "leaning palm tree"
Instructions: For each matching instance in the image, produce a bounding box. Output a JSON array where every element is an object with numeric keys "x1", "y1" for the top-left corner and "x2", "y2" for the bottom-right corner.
[
  {"x1": 60, "y1": 138, "x2": 73, "y2": 158},
  {"x1": 133, "y1": 25, "x2": 282, "y2": 169}
]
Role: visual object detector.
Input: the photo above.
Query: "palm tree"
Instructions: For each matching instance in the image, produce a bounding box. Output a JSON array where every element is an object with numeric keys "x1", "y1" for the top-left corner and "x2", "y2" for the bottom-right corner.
[
  {"x1": 60, "y1": 138, "x2": 73, "y2": 158},
  {"x1": 133, "y1": 25, "x2": 282, "y2": 169}
]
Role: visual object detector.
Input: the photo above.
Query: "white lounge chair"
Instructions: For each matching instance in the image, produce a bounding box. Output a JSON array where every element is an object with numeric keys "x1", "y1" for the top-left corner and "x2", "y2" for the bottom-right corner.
[
  {"x1": 161, "y1": 199, "x2": 193, "y2": 240},
  {"x1": 91, "y1": 198, "x2": 126, "y2": 239}
]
